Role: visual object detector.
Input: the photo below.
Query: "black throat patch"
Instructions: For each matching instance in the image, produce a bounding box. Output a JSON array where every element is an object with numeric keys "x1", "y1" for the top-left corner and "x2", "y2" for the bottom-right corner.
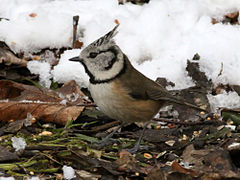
[{"x1": 81, "y1": 54, "x2": 127, "y2": 85}]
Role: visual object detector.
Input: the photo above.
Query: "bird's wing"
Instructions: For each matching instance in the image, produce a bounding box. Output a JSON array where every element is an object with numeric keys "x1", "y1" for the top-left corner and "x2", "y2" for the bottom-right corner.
[
  {"x1": 118, "y1": 55, "x2": 205, "y2": 111},
  {"x1": 119, "y1": 55, "x2": 176, "y2": 102}
]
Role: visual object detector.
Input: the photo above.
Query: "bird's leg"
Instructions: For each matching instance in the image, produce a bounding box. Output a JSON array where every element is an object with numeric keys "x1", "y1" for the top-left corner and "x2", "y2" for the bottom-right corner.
[
  {"x1": 125, "y1": 121, "x2": 149, "y2": 154},
  {"x1": 92, "y1": 123, "x2": 123, "y2": 149}
]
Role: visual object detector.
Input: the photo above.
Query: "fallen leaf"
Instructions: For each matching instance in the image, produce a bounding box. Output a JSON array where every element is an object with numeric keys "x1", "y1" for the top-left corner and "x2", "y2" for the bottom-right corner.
[
  {"x1": 0, "y1": 41, "x2": 27, "y2": 66},
  {"x1": 75, "y1": 170, "x2": 101, "y2": 180},
  {"x1": 0, "y1": 80, "x2": 86, "y2": 125},
  {"x1": 182, "y1": 144, "x2": 240, "y2": 178},
  {"x1": 58, "y1": 80, "x2": 89, "y2": 105},
  {"x1": 171, "y1": 161, "x2": 198, "y2": 177},
  {"x1": 115, "y1": 150, "x2": 140, "y2": 172}
]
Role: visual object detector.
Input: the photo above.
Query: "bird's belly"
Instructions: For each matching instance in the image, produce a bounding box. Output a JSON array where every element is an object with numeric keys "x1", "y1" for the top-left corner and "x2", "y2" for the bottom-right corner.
[{"x1": 89, "y1": 82, "x2": 161, "y2": 123}]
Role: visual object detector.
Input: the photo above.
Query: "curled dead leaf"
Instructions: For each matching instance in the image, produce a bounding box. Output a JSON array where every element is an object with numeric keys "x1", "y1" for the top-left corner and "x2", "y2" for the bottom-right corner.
[{"x1": 171, "y1": 161, "x2": 198, "y2": 177}]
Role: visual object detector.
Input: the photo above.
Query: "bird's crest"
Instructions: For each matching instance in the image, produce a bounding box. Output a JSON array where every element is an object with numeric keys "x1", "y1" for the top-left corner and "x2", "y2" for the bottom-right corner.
[{"x1": 92, "y1": 24, "x2": 119, "y2": 47}]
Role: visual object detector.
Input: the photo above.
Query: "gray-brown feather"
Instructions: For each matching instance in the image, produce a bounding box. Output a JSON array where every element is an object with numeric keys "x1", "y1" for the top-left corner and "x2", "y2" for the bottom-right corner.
[{"x1": 119, "y1": 54, "x2": 178, "y2": 103}]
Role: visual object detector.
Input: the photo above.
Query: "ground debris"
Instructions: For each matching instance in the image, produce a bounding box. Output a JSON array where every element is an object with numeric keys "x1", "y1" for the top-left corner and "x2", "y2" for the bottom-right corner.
[{"x1": 0, "y1": 80, "x2": 87, "y2": 125}]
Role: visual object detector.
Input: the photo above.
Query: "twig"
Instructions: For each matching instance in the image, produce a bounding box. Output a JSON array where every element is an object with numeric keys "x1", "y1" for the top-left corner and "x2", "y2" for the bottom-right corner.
[
  {"x1": 40, "y1": 152, "x2": 63, "y2": 166},
  {"x1": 92, "y1": 120, "x2": 120, "y2": 132},
  {"x1": 72, "y1": 15, "x2": 79, "y2": 48},
  {"x1": 76, "y1": 103, "x2": 97, "y2": 107},
  {"x1": 76, "y1": 120, "x2": 120, "y2": 134},
  {"x1": 218, "y1": 62, "x2": 223, "y2": 77},
  {"x1": 153, "y1": 118, "x2": 224, "y2": 126}
]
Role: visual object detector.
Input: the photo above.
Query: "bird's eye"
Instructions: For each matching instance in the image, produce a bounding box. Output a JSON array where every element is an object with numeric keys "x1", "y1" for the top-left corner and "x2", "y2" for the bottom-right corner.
[{"x1": 89, "y1": 52, "x2": 98, "y2": 58}]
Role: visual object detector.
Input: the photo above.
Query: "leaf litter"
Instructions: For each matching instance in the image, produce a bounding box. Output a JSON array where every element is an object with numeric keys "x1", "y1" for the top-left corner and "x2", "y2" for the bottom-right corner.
[{"x1": 1, "y1": 38, "x2": 240, "y2": 180}]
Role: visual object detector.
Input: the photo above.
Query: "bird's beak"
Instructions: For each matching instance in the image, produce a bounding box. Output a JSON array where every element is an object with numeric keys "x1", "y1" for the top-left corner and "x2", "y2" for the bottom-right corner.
[{"x1": 69, "y1": 56, "x2": 82, "y2": 62}]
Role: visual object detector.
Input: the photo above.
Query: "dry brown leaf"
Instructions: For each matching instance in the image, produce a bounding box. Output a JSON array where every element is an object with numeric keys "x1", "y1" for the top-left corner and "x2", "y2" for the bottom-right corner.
[
  {"x1": 0, "y1": 80, "x2": 86, "y2": 125},
  {"x1": 0, "y1": 80, "x2": 60, "y2": 102},
  {"x1": 171, "y1": 161, "x2": 198, "y2": 177},
  {"x1": 0, "y1": 43, "x2": 27, "y2": 66},
  {"x1": 58, "y1": 80, "x2": 88, "y2": 105},
  {"x1": 115, "y1": 150, "x2": 140, "y2": 172},
  {"x1": 181, "y1": 144, "x2": 240, "y2": 178},
  {"x1": 225, "y1": 11, "x2": 239, "y2": 19}
]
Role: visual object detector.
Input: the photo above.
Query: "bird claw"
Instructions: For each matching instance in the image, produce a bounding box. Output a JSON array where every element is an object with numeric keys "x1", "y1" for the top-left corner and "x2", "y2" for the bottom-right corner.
[{"x1": 124, "y1": 147, "x2": 139, "y2": 154}]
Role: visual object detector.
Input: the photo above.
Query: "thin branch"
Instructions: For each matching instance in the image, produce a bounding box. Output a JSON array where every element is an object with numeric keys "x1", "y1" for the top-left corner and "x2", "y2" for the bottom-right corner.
[{"x1": 153, "y1": 118, "x2": 224, "y2": 126}]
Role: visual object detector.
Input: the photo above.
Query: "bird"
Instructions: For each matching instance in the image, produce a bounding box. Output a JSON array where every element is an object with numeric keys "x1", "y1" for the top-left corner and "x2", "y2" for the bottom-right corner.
[{"x1": 69, "y1": 25, "x2": 206, "y2": 153}]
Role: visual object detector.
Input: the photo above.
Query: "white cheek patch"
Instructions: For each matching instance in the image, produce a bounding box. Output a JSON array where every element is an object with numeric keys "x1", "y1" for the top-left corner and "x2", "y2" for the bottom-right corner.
[{"x1": 93, "y1": 60, "x2": 124, "y2": 81}]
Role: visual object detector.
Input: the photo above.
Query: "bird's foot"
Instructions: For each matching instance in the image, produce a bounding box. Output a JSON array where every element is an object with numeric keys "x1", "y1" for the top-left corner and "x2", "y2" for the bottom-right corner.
[{"x1": 124, "y1": 146, "x2": 139, "y2": 154}]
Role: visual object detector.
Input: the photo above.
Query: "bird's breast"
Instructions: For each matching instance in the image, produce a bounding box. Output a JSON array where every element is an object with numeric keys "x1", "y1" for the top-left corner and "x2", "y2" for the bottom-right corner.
[{"x1": 89, "y1": 81, "x2": 161, "y2": 123}]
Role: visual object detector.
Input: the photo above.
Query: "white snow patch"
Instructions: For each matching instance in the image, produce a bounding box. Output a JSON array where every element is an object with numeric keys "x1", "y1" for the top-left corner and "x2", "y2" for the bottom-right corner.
[
  {"x1": 228, "y1": 142, "x2": 240, "y2": 149},
  {"x1": 52, "y1": 49, "x2": 89, "y2": 88},
  {"x1": 11, "y1": 137, "x2": 27, "y2": 151},
  {"x1": 62, "y1": 165, "x2": 76, "y2": 180},
  {"x1": 27, "y1": 61, "x2": 52, "y2": 88},
  {"x1": 224, "y1": 125, "x2": 236, "y2": 131},
  {"x1": 28, "y1": 177, "x2": 40, "y2": 180},
  {"x1": 0, "y1": 177, "x2": 15, "y2": 180},
  {"x1": 208, "y1": 91, "x2": 240, "y2": 112}
]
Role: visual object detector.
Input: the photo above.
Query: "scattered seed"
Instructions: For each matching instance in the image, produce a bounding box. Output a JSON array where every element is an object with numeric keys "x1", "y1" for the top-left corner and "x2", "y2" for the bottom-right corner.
[
  {"x1": 165, "y1": 140, "x2": 175, "y2": 147},
  {"x1": 135, "y1": 172, "x2": 139, "y2": 176},
  {"x1": 182, "y1": 134, "x2": 188, "y2": 141},
  {"x1": 217, "y1": 125, "x2": 224, "y2": 131},
  {"x1": 93, "y1": 168, "x2": 98, "y2": 172},
  {"x1": 144, "y1": 153, "x2": 153, "y2": 159},
  {"x1": 39, "y1": 131, "x2": 52, "y2": 136},
  {"x1": 193, "y1": 131, "x2": 199, "y2": 136},
  {"x1": 156, "y1": 151, "x2": 167, "y2": 159}
]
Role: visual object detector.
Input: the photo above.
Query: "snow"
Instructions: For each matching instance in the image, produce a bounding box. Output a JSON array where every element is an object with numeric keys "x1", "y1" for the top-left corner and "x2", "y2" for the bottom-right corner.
[
  {"x1": 27, "y1": 61, "x2": 52, "y2": 88},
  {"x1": 52, "y1": 49, "x2": 89, "y2": 88},
  {"x1": 0, "y1": 177, "x2": 15, "y2": 180},
  {"x1": 28, "y1": 177, "x2": 40, "y2": 180},
  {"x1": 228, "y1": 142, "x2": 240, "y2": 149},
  {"x1": 62, "y1": 165, "x2": 76, "y2": 180},
  {"x1": 11, "y1": 137, "x2": 27, "y2": 151},
  {"x1": 1, "y1": 0, "x2": 240, "y2": 109},
  {"x1": 208, "y1": 91, "x2": 240, "y2": 111}
]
